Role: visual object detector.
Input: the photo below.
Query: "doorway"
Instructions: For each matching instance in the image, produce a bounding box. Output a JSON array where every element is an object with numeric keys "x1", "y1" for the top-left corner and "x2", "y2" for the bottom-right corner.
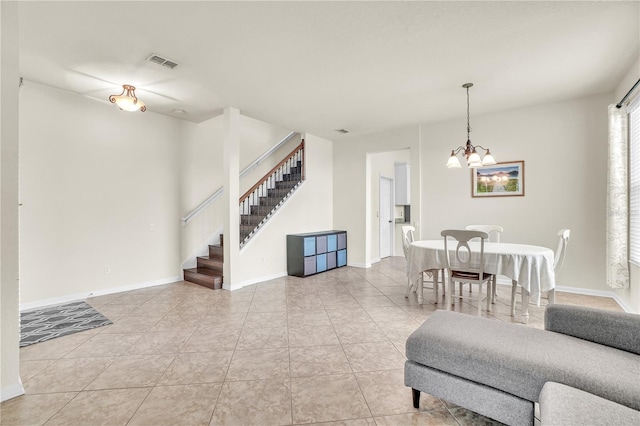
[{"x1": 379, "y1": 176, "x2": 394, "y2": 258}]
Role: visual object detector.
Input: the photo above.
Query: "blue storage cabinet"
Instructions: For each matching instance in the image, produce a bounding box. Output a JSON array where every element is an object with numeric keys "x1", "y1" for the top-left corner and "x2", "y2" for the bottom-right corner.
[{"x1": 287, "y1": 231, "x2": 347, "y2": 277}]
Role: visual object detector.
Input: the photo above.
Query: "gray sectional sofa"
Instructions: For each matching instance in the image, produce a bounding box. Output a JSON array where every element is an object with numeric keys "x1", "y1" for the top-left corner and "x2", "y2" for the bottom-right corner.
[{"x1": 404, "y1": 305, "x2": 640, "y2": 425}]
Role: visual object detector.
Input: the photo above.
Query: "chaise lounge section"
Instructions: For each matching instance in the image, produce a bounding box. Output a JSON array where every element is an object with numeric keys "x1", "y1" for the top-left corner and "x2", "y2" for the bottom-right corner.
[
  {"x1": 404, "y1": 304, "x2": 640, "y2": 425},
  {"x1": 539, "y1": 382, "x2": 640, "y2": 426}
]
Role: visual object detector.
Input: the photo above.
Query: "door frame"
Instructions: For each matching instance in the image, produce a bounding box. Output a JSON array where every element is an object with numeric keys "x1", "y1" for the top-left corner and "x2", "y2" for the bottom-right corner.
[{"x1": 379, "y1": 176, "x2": 395, "y2": 259}]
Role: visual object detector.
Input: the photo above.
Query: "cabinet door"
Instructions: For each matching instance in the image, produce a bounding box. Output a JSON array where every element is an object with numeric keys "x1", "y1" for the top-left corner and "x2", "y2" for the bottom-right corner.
[
  {"x1": 316, "y1": 236, "x2": 327, "y2": 254},
  {"x1": 337, "y1": 233, "x2": 347, "y2": 250},
  {"x1": 304, "y1": 256, "x2": 317, "y2": 275},
  {"x1": 337, "y1": 249, "x2": 347, "y2": 267},
  {"x1": 304, "y1": 237, "x2": 316, "y2": 256},
  {"x1": 316, "y1": 253, "x2": 327, "y2": 272},
  {"x1": 326, "y1": 251, "x2": 337, "y2": 269},
  {"x1": 327, "y1": 234, "x2": 337, "y2": 252}
]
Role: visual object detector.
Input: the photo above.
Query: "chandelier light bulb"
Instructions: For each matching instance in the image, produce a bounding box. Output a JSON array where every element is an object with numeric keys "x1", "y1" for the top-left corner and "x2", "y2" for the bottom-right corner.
[
  {"x1": 447, "y1": 151, "x2": 462, "y2": 168},
  {"x1": 467, "y1": 150, "x2": 481, "y2": 165},
  {"x1": 482, "y1": 150, "x2": 496, "y2": 166}
]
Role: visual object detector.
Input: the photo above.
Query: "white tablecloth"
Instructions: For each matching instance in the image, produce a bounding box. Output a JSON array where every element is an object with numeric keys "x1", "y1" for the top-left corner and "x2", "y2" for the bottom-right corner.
[{"x1": 407, "y1": 240, "x2": 556, "y2": 305}]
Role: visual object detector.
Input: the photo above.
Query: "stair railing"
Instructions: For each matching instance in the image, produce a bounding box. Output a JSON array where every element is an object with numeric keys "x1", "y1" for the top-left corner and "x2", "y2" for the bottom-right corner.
[
  {"x1": 182, "y1": 131, "x2": 298, "y2": 225},
  {"x1": 239, "y1": 140, "x2": 305, "y2": 243}
]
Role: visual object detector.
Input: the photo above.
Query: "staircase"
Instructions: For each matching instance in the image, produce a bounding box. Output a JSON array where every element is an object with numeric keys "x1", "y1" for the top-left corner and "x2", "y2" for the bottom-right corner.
[
  {"x1": 183, "y1": 140, "x2": 305, "y2": 289},
  {"x1": 183, "y1": 234, "x2": 223, "y2": 289},
  {"x1": 240, "y1": 159, "x2": 303, "y2": 244}
]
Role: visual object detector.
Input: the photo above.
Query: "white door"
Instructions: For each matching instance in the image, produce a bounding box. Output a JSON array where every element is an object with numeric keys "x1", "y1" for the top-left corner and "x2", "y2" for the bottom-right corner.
[{"x1": 379, "y1": 177, "x2": 393, "y2": 258}]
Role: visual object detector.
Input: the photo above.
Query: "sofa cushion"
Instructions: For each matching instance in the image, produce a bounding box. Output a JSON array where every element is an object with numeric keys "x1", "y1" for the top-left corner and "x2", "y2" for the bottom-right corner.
[
  {"x1": 545, "y1": 304, "x2": 640, "y2": 355},
  {"x1": 405, "y1": 310, "x2": 640, "y2": 410},
  {"x1": 540, "y1": 382, "x2": 640, "y2": 426}
]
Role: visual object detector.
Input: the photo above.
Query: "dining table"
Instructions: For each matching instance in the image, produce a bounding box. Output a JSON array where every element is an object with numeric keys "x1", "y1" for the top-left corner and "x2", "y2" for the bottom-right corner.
[{"x1": 406, "y1": 239, "x2": 556, "y2": 323}]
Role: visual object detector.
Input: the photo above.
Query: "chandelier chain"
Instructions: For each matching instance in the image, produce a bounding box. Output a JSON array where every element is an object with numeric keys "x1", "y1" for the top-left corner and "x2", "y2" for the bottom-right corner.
[{"x1": 466, "y1": 85, "x2": 472, "y2": 139}]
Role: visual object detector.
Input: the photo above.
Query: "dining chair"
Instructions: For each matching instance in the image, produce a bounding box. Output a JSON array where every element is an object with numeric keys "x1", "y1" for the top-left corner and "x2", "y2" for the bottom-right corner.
[
  {"x1": 402, "y1": 225, "x2": 445, "y2": 304},
  {"x1": 465, "y1": 225, "x2": 504, "y2": 242},
  {"x1": 463, "y1": 225, "x2": 503, "y2": 301},
  {"x1": 509, "y1": 228, "x2": 571, "y2": 315},
  {"x1": 441, "y1": 229, "x2": 494, "y2": 316},
  {"x1": 547, "y1": 228, "x2": 570, "y2": 304}
]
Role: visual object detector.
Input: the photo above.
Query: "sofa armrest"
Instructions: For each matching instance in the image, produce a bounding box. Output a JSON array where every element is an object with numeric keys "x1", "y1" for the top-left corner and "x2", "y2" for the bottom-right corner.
[{"x1": 544, "y1": 304, "x2": 640, "y2": 355}]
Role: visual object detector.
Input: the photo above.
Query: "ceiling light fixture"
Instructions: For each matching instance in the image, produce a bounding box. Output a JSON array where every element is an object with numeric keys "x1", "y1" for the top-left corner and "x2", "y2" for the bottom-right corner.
[
  {"x1": 446, "y1": 83, "x2": 495, "y2": 168},
  {"x1": 109, "y1": 85, "x2": 146, "y2": 112}
]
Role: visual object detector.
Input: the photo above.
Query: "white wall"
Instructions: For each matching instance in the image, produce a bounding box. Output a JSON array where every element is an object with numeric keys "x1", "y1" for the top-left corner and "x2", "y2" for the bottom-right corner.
[
  {"x1": 181, "y1": 116, "x2": 224, "y2": 216},
  {"x1": 420, "y1": 93, "x2": 610, "y2": 293},
  {"x1": 235, "y1": 133, "x2": 334, "y2": 287},
  {"x1": 180, "y1": 116, "x2": 224, "y2": 263},
  {"x1": 180, "y1": 114, "x2": 292, "y2": 219},
  {"x1": 1, "y1": 0, "x2": 24, "y2": 401},
  {"x1": 19, "y1": 81, "x2": 183, "y2": 305},
  {"x1": 614, "y1": 56, "x2": 640, "y2": 313},
  {"x1": 333, "y1": 126, "x2": 421, "y2": 267},
  {"x1": 238, "y1": 116, "x2": 299, "y2": 196}
]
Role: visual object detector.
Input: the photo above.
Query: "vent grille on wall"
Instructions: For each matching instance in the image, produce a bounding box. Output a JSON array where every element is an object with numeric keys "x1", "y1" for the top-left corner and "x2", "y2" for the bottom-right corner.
[{"x1": 147, "y1": 54, "x2": 179, "y2": 69}]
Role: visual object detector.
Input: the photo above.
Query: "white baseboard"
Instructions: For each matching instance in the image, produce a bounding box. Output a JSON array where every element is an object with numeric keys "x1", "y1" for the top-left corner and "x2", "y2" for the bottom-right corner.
[
  {"x1": 227, "y1": 272, "x2": 287, "y2": 291},
  {"x1": 1, "y1": 381, "x2": 25, "y2": 402},
  {"x1": 348, "y1": 262, "x2": 370, "y2": 268},
  {"x1": 554, "y1": 285, "x2": 634, "y2": 313},
  {"x1": 611, "y1": 294, "x2": 634, "y2": 313},
  {"x1": 494, "y1": 277, "x2": 630, "y2": 313},
  {"x1": 553, "y1": 285, "x2": 614, "y2": 297},
  {"x1": 19, "y1": 275, "x2": 182, "y2": 312}
]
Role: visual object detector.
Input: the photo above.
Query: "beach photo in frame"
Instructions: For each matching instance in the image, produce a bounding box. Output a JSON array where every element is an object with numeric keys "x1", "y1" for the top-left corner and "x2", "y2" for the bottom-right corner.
[{"x1": 472, "y1": 161, "x2": 524, "y2": 197}]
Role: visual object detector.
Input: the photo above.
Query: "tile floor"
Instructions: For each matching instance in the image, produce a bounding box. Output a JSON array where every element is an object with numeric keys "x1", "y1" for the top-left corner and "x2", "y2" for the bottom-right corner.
[{"x1": 1, "y1": 257, "x2": 623, "y2": 425}]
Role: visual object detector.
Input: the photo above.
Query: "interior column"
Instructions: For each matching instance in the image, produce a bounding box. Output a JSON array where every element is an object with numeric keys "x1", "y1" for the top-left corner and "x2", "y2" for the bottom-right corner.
[{"x1": 222, "y1": 107, "x2": 240, "y2": 289}]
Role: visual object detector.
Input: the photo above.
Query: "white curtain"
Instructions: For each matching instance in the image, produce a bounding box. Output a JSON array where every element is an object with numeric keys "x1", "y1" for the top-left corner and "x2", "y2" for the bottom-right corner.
[{"x1": 606, "y1": 105, "x2": 630, "y2": 289}]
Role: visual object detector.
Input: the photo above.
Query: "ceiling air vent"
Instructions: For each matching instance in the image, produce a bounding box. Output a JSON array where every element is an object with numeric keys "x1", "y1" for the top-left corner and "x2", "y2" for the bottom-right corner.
[{"x1": 147, "y1": 54, "x2": 179, "y2": 69}]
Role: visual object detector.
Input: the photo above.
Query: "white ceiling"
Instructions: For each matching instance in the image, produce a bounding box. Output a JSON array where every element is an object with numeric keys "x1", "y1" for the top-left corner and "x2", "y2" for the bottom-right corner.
[{"x1": 18, "y1": 1, "x2": 640, "y2": 140}]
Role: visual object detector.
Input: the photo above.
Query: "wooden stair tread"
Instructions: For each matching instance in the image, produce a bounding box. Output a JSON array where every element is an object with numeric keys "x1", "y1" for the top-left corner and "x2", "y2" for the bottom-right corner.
[
  {"x1": 184, "y1": 268, "x2": 222, "y2": 278},
  {"x1": 197, "y1": 256, "x2": 223, "y2": 271},
  {"x1": 197, "y1": 255, "x2": 222, "y2": 260},
  {"x1": 183, "y1": 268, "x2": 223, "y2": 290}
]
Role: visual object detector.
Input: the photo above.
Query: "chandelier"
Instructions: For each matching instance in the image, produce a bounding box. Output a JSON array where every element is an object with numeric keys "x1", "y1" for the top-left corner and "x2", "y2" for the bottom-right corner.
[
  {"x1": 446, "y1": 83, "x2": 495, "y2": 168},
  {"x1": 109, "y1": 85, "x2": 146, "y2": 112}
]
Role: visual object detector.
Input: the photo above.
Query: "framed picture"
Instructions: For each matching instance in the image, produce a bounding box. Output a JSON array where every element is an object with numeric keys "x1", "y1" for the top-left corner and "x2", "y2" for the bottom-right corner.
[{"x1": 472, "y1": 161, "x2": 525, "y2": 197}]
